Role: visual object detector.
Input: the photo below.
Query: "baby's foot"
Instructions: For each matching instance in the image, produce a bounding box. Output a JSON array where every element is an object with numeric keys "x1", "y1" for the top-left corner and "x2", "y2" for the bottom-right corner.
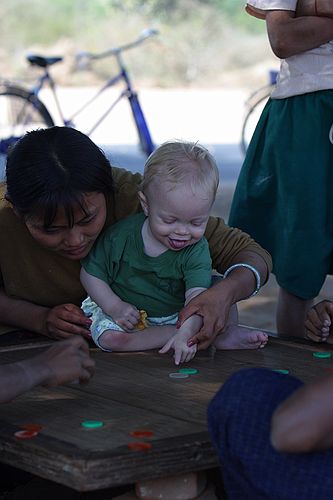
[{"x1": 214, "y1": 325, "x2": 268, "y2": 350}]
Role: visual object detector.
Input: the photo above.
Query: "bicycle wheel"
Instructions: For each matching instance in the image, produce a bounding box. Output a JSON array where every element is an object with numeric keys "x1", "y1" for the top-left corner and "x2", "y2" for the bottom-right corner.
[
  {"x1": 240, "y1": 87, "x2": 272, "y2": 156},
  {"x1": 128, "y1": 92, "x2": 154, "y2": 156},
  {"x1": 0, "y1": 85, "x2": 54, "y2": 155}
]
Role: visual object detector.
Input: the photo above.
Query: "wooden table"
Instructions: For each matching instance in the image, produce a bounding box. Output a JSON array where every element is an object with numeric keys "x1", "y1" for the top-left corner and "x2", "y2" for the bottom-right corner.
[{"x1": 0, "y1": 331, "x2": 331, "y2": 494}]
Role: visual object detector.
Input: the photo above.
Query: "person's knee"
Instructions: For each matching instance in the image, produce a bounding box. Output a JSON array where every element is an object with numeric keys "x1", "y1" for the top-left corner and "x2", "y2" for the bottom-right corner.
[
  {"x1": 208, "y1": 368, "x2": 262, "y2": 431},
  {"x1": 207, "y1": 369, "x2": 265, "y2": 454},
  {"x1": 208, "y1": 368, "x2": 286, "y2": 457},
  {"x1": 208, "y1": 367, "x2": 303, "y2": 430},
  {"x1": 209, "y1": 368, "x2": 269, "y2": 408}
]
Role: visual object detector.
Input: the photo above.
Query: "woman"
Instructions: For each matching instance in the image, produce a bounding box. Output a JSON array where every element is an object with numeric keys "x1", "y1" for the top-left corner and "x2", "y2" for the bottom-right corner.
[{"x1": 0, "y1": 126, "x2": 271, "y2": 347}]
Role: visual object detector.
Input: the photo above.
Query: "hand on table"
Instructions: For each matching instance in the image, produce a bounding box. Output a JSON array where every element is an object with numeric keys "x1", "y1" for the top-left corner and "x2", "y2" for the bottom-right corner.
[
  {"x1": 159, "y1": 333, "x2": 197, "y2": 365},
  {"x1": 30, "y1": 336, "x2": 95, "y2": 387},
  {"x1": 305, "y1": 300, "x2": 333, "y2": 342},
  {"x1": 178, "y1": 286, "x2": 232, "y2": 350},
  {"x1": 43, "y1": 303, "x2": 92, "y2": 340}
]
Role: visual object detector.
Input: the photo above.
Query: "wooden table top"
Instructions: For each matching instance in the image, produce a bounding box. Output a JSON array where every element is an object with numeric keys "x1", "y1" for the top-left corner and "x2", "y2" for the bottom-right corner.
[{"x1": 0, "y1": 332, "x2": 332, "y2": 491}]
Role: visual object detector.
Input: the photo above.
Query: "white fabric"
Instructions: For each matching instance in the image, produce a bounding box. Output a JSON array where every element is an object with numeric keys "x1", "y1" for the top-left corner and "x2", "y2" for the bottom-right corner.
[
  {"x1": 82, "y1": 296, "x2": 178, "y2": 352},
  {"x1": 247, "y1": 0, "x2": 333, "y2": 98},
  {"x1": 248, "y1": 0, "x2": 296, "y2": 9}
]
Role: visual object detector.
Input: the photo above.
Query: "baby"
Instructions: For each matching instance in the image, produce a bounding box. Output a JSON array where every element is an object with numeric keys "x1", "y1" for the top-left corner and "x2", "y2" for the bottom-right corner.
[{"x1": 81, "y1": 140, "x2": 268, "y2": 363}]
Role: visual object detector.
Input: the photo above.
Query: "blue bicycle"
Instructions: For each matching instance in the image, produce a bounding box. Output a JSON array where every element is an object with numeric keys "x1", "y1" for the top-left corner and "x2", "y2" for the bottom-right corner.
[{"x1": 0, "y1": 28, "x2": 157, "y2": 156}]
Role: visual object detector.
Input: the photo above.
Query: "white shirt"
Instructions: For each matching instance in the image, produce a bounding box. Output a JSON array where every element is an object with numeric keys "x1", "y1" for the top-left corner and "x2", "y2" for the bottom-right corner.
[{"x1": 248, "y1": 0, "x2": 333, "y2": 98}]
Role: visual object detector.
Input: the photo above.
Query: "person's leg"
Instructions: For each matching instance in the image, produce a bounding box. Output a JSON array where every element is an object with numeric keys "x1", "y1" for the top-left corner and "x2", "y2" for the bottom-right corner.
[
  {"x1": 277, "y1": 287, "x2": 313, "y2": 337},
  {"x1": 85, "y1": 297, "x2": 177, "y2": 352},
  {"x1": 208, "y1": 368, "x2": 333, "y2": 500},
  {"x1": 99, "y1": 325, "x2": 176, "y2": 351},
  {"x1": 213, "y1": 304, "x2": 268, "y2": 350}
]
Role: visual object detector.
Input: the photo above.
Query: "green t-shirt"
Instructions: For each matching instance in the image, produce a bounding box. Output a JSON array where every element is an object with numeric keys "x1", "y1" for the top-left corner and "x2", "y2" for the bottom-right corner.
[{"x1": 82, "y1": 213, "x2": 212, "y2": 317}]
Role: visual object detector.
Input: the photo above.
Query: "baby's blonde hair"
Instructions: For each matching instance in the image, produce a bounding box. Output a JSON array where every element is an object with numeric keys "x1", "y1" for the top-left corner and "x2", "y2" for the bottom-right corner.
[{"x1": 141, "y1": 140, "x2": 219, "y2": 200}]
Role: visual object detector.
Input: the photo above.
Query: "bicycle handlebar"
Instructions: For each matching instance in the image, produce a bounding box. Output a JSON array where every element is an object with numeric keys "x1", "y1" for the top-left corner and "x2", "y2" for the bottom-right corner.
[{"x1": 76, "y1": 28, "x2": 159, "y2": 64}]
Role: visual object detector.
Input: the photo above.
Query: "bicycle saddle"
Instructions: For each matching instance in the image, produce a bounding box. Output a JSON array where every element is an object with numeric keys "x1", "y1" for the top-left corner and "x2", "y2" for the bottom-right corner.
[{"x1": 26, "y1": 55, "x2": 63, "y2": 68}]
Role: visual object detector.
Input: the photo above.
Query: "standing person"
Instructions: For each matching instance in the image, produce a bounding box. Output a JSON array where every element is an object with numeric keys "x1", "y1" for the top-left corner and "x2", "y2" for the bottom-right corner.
[
  {"x1": 229, "y1": 2, "x2": 333, "y2": 338},
  {"x1": 0, "y1": 126, "x2": 271, "y2": 348},
  {"x1": 80, "y1": 141, "x2": 268, "y2": 363}
]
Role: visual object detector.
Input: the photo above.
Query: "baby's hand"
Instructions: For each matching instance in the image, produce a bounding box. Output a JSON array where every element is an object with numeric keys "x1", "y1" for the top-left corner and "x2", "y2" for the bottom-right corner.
[
  {"x1": 305, "y1": 300, "x2": 333, "y2": 342},
  {"x1": 159, "y1": 333, "x2": 197, "y2": 365},
  {"x1": 110, "y1": 300, "x2": 140, "y2": 331}
]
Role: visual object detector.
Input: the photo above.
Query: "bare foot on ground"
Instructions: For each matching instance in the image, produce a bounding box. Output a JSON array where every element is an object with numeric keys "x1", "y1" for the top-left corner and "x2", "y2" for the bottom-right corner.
[{"x1": 214, "y1": 325, "x2": 268, "y2": 350}]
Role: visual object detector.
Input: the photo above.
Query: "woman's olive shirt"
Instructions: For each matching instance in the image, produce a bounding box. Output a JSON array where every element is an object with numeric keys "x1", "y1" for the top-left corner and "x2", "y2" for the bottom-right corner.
[{"x1": 0, "y1": 167, "x2": 272, "y2": 334}]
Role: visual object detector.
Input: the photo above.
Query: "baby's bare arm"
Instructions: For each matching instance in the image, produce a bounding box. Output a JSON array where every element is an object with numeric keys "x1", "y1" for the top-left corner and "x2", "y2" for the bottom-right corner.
[
  {"x1": 80, "y1": 268, "x2": 139, "y2": 330},
  {"x1": 158, "y1": 287, "x2": 204, "y2": 365},
  {"x1": 159, "y1": 324, "x2": 198, "y2": 365}
]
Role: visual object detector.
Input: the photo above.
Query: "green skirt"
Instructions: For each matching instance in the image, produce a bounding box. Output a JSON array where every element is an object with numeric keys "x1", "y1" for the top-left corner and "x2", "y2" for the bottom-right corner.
[{"x1": 229, "y1": 90, "x2": 333, "y2": 299}]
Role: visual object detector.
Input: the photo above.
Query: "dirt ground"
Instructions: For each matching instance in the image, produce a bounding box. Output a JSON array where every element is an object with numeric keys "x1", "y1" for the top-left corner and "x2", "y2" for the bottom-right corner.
[{"x1": 212, "y1": 183, "x2": 333, "y2": 334}]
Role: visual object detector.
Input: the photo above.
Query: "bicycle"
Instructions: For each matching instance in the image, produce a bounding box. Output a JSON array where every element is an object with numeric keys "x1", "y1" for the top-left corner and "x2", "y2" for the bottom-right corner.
[
  {"x1": 0, "y1": 28, "x2": 158, "y2": 156},
  {"x1": 240, "y1": 69, "x2": 278, "y2": 155}
]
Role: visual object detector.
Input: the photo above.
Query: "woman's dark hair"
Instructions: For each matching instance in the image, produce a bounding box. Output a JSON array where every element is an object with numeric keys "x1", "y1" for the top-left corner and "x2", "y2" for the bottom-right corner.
[{"x1": 5, "y1": 126, "x2": 114, "y2": 227}]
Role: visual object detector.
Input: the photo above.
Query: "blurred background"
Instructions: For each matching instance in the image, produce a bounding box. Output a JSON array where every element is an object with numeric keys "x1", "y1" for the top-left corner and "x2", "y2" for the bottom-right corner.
[
  {"x1": 0, "y1": 0, "x2": 275, "y2": 88},
  {"x1": 0, "y1": 0, "x2": 279, "y2": 183}
]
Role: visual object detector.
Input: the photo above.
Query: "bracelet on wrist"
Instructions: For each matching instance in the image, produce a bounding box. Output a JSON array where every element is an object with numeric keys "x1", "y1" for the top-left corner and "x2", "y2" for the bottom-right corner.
[{"x1": 223, "y1": 263, "x2": 261, "y2": 299}]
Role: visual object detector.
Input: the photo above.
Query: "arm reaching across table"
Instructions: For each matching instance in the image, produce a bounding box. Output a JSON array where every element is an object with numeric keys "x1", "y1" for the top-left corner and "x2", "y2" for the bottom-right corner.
[{"x1": 0, "y1": 336, "x2": 95, "y2": 403}]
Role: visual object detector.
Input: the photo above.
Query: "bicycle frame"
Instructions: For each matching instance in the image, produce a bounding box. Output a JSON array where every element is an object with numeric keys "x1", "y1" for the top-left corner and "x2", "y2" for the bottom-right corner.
[
  {"x1": 30, "y1": 55, "x2": 141, "y2": 136},
  {"x1": 24, "y1": 29, "x2": 158, "y2": 150}
]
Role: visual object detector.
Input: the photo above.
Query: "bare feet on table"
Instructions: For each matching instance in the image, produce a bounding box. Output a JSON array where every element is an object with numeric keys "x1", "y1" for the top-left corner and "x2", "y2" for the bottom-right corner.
[{"x1": 214, "y1": 325, "x2": 268, "y2": 350}]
